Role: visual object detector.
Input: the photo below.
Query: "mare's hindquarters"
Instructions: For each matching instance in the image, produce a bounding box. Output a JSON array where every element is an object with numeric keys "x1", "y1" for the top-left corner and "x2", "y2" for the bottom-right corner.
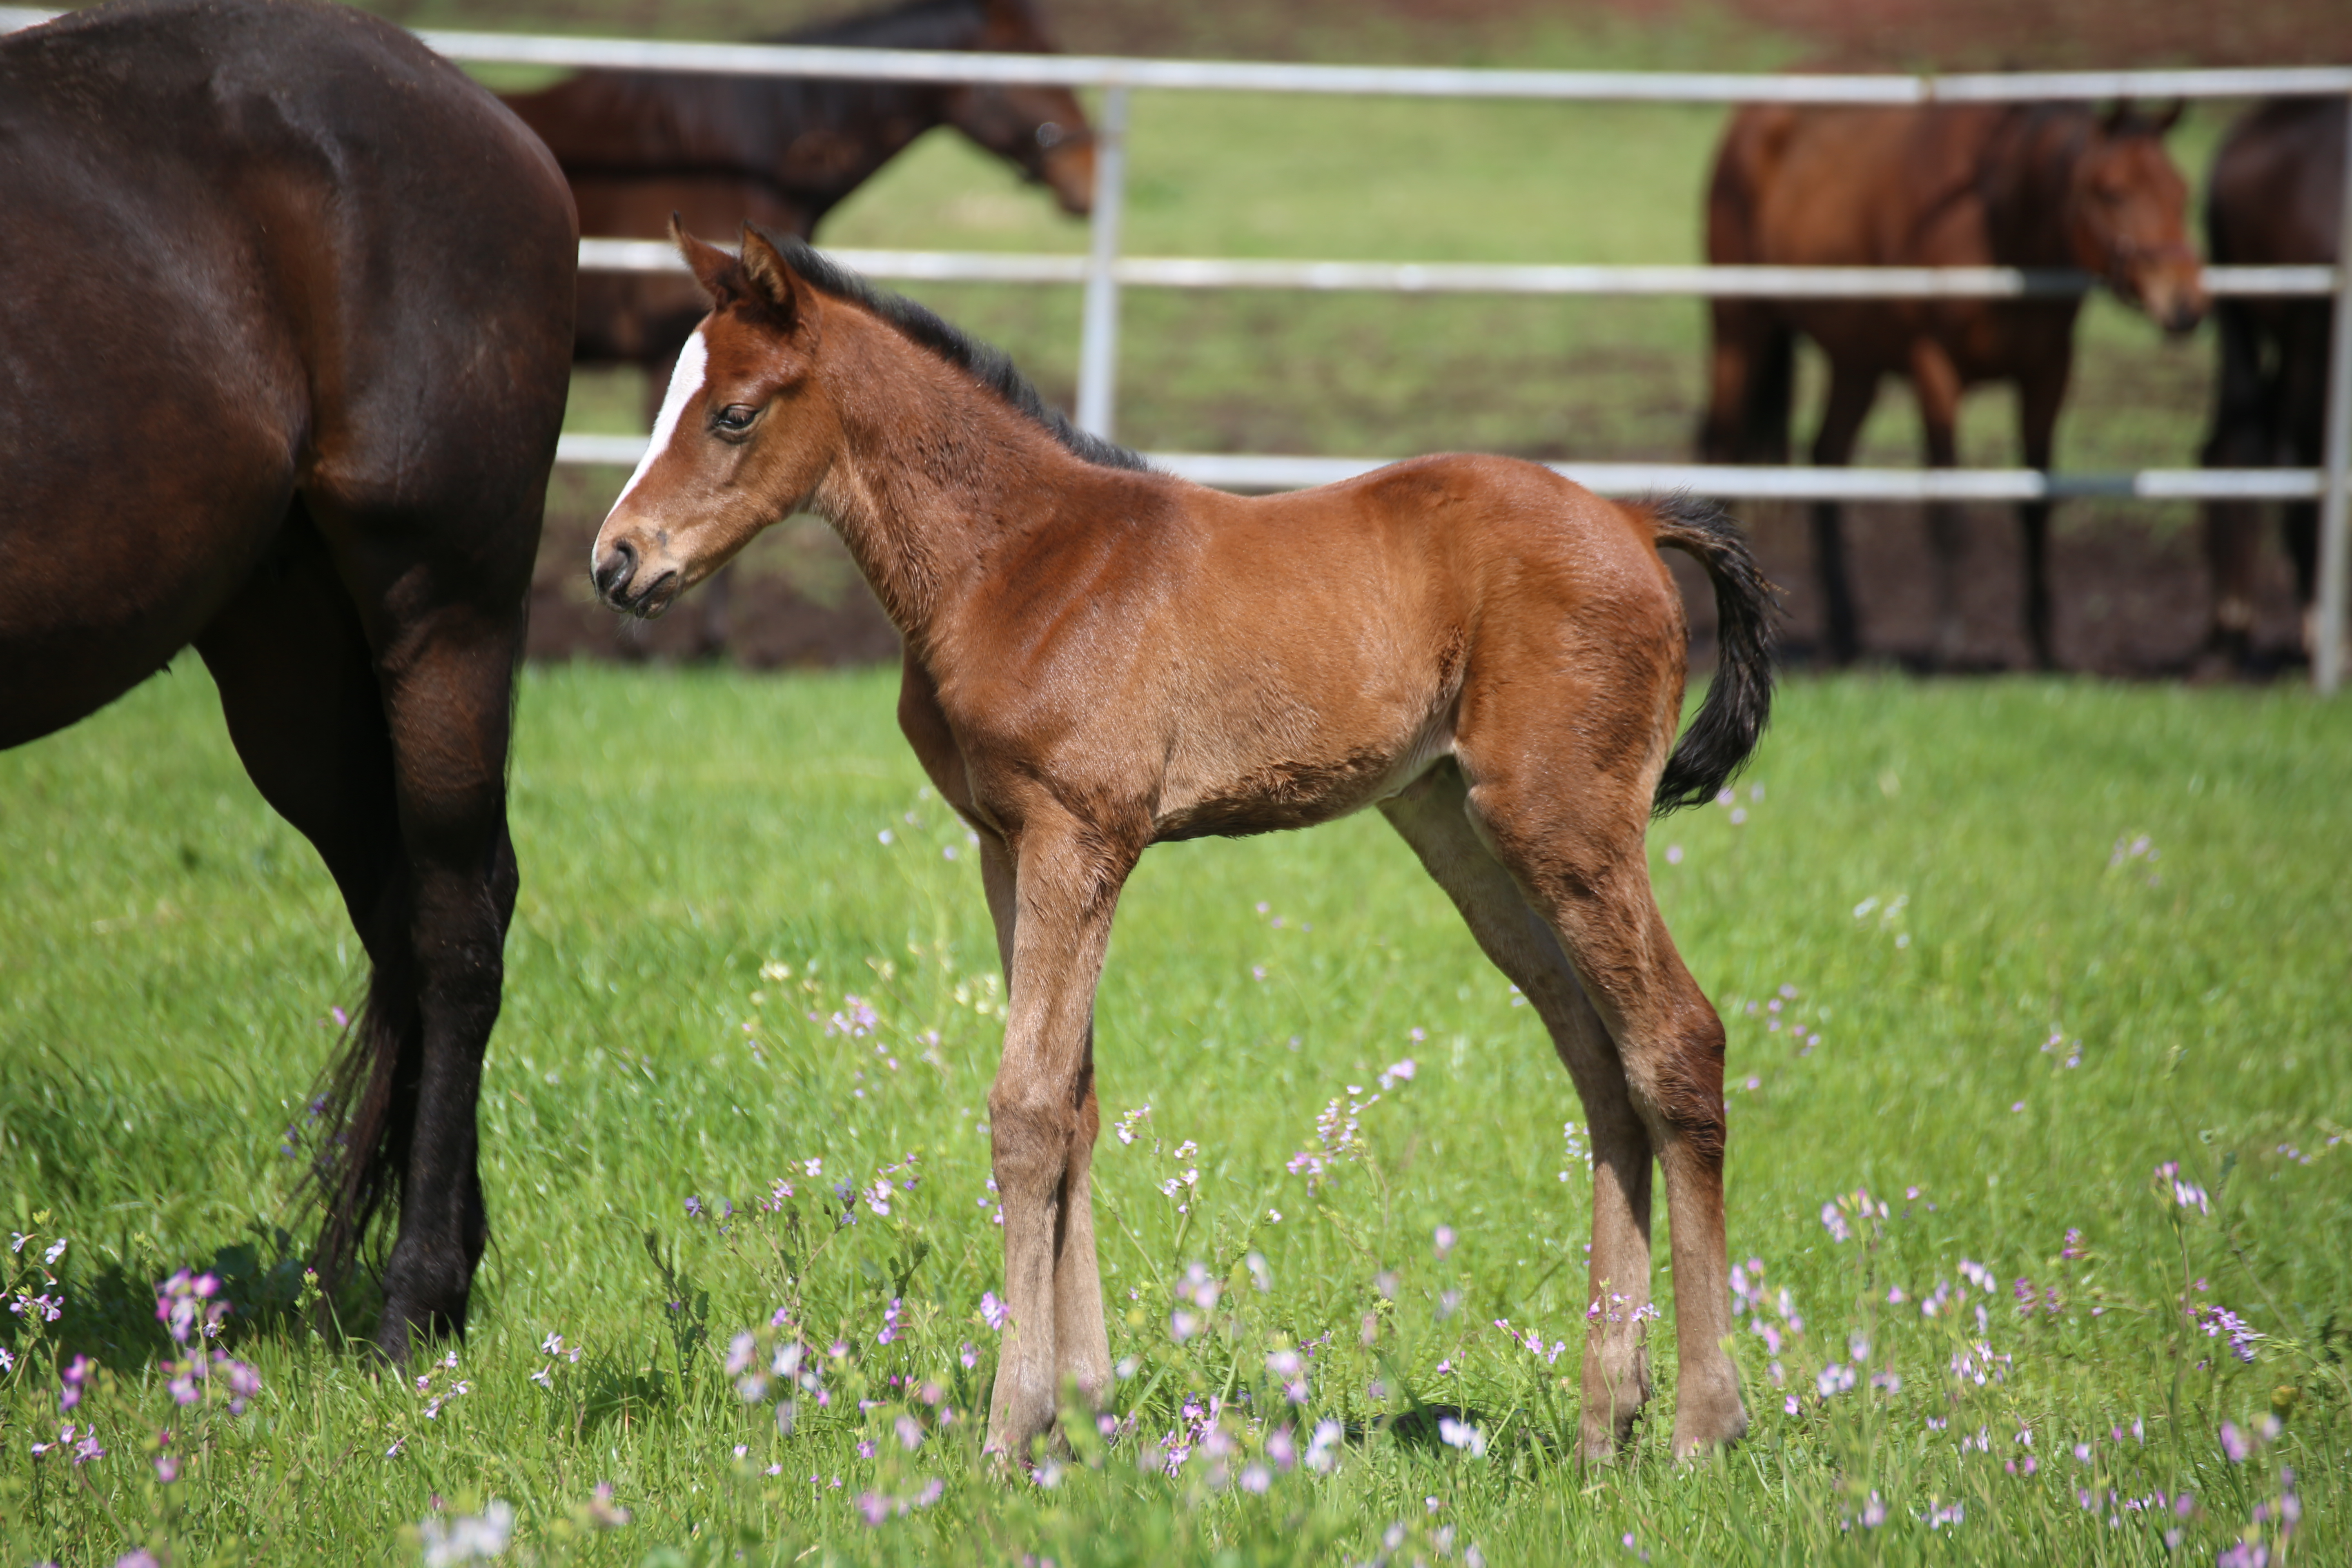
[{"x1": 199, "y1": 7, "x2": 577, "y2": 1354}]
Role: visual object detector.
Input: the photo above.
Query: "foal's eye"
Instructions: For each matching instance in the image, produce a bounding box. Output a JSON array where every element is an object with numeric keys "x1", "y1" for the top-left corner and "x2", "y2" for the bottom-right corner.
[{"x1": 711, "y1": 404, "x2": 757, "y2": 434}]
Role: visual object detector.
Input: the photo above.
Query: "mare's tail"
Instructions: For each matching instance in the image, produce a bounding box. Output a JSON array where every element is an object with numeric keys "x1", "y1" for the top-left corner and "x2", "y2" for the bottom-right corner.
[
  {"x1": 304, "y1": 954, "x2": 419, "y2": 1299},
  {"x1": 1648, "y1": 493, "x2": 1779, "y2": 813}
]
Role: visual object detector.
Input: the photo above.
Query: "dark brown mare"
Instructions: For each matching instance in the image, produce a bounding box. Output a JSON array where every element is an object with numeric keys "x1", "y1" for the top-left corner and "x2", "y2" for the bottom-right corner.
[
  {"x1": 2201, "y1": 97, "x2": 2345, "y2": 671},
  {"x1": 503, "y1": 0, "x2": 1096, "y2": 656},
  {"x1": 591, "y1": 223, "x2": 1779, "y2": 1463},
  {"x1": 0, "y1": 0, "x2": 575, "y2": 1359},
  {"x1": 1701, "y1": 102, "x2": 2207, "y2": 668}
]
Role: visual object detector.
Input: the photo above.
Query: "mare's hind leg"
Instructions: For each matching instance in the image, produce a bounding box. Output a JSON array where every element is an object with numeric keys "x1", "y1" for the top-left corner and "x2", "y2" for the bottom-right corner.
[
  {"x1": 363, "y1": 597, "x2": 523, "y2": 1357},
  {"x1": 2016, "y1": 350, "x2": 2074, "y2": 671},
  {"x1": 193, "y1": 514, "x2": 443, "y2": 1308},
  {"x1": 1809, "y1": 359, "x2": 1879, "y2": 664},
  {"x1": 1382, "y1": 764, "x2": 1660, "y2": 1460},
  {"x1": 294, "y1": 489, "x2": 533, "y2": 1359},
  {"x1": 2198, "y1": 300, "x2": 2274, "y2": 670},
  {"x1": 1449, "y1": 726, "x2": 1744, "y2": 1459},
  {"x1": 1908, "y1": 339, "x2": 1971, "y2": 668}
]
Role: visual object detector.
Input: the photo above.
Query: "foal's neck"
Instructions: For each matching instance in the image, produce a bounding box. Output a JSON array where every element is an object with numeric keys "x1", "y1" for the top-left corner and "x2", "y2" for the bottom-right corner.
[{"x1": 806, "y1": 310, "x2": 1095, "y2": 643}]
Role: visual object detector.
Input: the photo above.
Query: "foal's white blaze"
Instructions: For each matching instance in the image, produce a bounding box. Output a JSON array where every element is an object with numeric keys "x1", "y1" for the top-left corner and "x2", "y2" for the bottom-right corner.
[{"x1": 608, "y1": 326, "x2": 710, "y2": 518}]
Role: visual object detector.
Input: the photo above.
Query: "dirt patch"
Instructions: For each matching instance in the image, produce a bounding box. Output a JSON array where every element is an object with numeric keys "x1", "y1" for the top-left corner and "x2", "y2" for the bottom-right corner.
[
  {"x1": 534, "y1": 485, "x2": 2313, "y2": 680},
  {"x1": 1666, "y1": 501, "x2": 2310, "y2": 678},
  {"x1": 1668, "y1": 0, "x2": 2352, "y2": 71}
]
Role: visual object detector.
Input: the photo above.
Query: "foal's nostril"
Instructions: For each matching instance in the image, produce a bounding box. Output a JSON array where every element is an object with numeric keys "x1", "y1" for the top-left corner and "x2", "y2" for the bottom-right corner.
[{"x1": 594, "y1": 539, "x2": 638, "y2": 601}]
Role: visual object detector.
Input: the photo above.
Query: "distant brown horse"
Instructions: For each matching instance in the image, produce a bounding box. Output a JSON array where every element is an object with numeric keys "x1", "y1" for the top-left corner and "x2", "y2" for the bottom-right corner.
[
  {"x1": 1701, "y1": 102, "x2": 2207, "y2": 668},
  {"x1": 0, "y1": 0, "x2": 575, "y2": 1358},
  {"x1": 2201, "y1": 97, "x2": 2345, "y2": 671},
  {"x1": 505, "y1": 0, "x2": 1095, "y2": 657},
  {"x1": 591, "y1": 223, "x2": 1778, "y2": 1464}
]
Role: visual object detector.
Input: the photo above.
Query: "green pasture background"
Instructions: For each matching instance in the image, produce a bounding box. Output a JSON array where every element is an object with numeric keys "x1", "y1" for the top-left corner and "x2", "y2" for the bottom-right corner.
[{"x1": 2, "y1": 662, "x2": 2347, "y2": 1562}]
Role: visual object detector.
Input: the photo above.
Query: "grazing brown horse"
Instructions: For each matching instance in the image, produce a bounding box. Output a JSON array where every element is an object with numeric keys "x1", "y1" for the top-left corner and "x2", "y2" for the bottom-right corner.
[
  {"x1": 1701, "y1": 102, "x2": 2207, "y2": 668},
  {"x1": 0, "y1": 0, "x2": 575, "y2": 1359},
  {"x1": 2201, "y1": 97, "x2": 2345, "y2": 671},
  {"x1": 592, "y1": 223, "x2": 1778, "y2": 1463},
  {"x1": 504, "y1": 0, "x2": 1095, "y2": 657}
]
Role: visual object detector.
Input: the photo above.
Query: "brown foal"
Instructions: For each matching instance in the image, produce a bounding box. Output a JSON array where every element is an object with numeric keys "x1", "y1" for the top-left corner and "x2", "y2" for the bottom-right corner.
[{"x1": 592, "y1": 223, "x2": 1778, "y2": 1463}]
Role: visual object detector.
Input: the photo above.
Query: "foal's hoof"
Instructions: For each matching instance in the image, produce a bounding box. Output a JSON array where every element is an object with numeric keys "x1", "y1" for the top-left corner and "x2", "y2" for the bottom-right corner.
[{"x1": 1671, "y1": 1403, "x2": 1751, "y2": 1462}]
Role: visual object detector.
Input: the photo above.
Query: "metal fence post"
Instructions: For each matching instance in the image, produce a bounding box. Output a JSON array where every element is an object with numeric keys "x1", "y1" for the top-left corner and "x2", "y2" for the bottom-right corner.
[
  {"x1": 2316, "y1": 93, "x2": 2352, "y2": 694},
  {"x1": 1075, "y1": 84, "x2": 1130, "y2": 442}
]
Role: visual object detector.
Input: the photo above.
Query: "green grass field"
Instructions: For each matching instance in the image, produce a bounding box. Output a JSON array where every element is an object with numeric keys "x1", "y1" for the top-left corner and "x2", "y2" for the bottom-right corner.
[{"x1": 2, "y1": 663, "x2": 2346, "y2": 1563}]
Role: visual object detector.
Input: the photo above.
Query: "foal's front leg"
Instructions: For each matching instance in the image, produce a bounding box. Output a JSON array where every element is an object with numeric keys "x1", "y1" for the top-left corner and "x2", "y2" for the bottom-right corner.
[{"x1": 982, "y1": 820, "x2": 1128, "y2": 1461}]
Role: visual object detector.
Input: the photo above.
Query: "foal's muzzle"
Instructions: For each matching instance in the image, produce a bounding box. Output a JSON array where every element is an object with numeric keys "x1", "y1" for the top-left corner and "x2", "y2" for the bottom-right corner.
[{"x1": 591, "y1": 539, "x2": 679, "y2": 618}]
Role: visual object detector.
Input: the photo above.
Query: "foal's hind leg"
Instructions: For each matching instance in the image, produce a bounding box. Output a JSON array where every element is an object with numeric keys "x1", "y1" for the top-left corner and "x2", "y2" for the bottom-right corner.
[
  {"x1": 1382, "y1": 765, "x2": 1660, "y2": 1460},
  {"x1": 1451, "y1": 746, "x2": 1744, "y2": 1459}
]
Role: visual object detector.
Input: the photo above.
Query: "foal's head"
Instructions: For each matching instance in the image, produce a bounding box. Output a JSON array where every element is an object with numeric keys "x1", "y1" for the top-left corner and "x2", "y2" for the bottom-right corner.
[
  {"x1": 2060, "y1": 102, "x2": 2206, "y2": 334},
  {"x1": 591, "y1": 225, "x2": 840, "y2": 619}
]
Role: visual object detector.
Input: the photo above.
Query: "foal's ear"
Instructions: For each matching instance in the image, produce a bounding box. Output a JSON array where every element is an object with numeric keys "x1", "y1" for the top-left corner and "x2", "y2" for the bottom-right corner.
[
  {"x1": 738, "y1": 225, "x2": 819, "y2": 339},
  {"x1": 670, "y1": 215, "x2": 743, "y2": 304}
]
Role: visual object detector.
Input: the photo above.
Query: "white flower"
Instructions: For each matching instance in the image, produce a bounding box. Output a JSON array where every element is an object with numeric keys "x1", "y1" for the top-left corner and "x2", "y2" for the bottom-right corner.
[
  {"x1": 420, "y1": 1499, "x2": 513, "y2": 1567},
  {"x1": 1303, "y1": 1419, "x2": 1344, "y2": 1474},
  {"x1": 1438, "y1": 1417, "x2": 1487, "y2": 1457}
]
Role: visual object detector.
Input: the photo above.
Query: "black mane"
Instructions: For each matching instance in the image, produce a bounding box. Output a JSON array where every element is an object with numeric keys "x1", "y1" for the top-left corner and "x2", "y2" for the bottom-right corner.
[{"x1": 760, "y1": 227, "x2": 1152, "y2": 473}]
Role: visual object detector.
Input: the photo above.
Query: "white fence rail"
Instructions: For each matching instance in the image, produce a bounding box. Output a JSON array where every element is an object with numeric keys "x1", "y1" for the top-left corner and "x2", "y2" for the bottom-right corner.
[
  {"x1": 4, "y1": 8, "x2": 2347, "y2": 684},
  {"x1": 580, "y1": 241, "x2": 2333, "y2": 299},
  {"x1": 553, "y1": 434, "x2": 2325, "y2": 505}
]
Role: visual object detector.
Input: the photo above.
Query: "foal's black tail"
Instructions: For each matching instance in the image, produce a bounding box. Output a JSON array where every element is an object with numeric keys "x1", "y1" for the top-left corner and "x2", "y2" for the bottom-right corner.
[
  {"x1": 1648, "y1": 492, "x2": 1778, "y2": 814},
  {"x1": 304, "y1": 951, "x2": 419, "y2": 1302}
]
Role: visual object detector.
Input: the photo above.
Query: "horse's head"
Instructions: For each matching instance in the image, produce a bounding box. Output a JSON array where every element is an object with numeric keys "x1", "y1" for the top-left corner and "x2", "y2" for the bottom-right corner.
[
  {"x1": 944, "y1": 0, "x2": 1095, "y2": 216},
  {"x1": 592, "y1": 223, "x2": 839, "y2": 619},
  {"x1": 2065, "y1": 102, "x2": 2206, "y2": 335}
]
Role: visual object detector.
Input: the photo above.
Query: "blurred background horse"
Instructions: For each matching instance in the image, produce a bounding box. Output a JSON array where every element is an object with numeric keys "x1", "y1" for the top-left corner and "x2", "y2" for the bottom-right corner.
[
  {"x1": 2199, "y1": 97, "x2": 2346, "y2": 674},
  {"x1": 1700, "y1": 101, "x2": 2206, "y2": 670},
  {"x1": 505, "y1": 0, "x2": 1096, "y2": 658}
]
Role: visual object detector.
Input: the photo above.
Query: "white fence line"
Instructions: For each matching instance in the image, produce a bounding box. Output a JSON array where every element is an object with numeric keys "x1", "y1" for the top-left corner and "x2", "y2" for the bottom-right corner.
[
  {"x1": 425, "y1": 29, "x2": 2352, "y2": 100},
  {"x1": 8, "y1": 9, "x2": 2350, "y2": 97},
  {"x1": 581, "y1": 240, "x2": 2334, "y2": 299},
  {"x1": 411, "y1": 29, "x2": 2352, "y2": 102},
  {"x1": 5, "y1": 6, "x2": 2346, "y2": 683},
  {"x1": 555, "y1": 434, "x2": 2322, "y2": 503}
]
